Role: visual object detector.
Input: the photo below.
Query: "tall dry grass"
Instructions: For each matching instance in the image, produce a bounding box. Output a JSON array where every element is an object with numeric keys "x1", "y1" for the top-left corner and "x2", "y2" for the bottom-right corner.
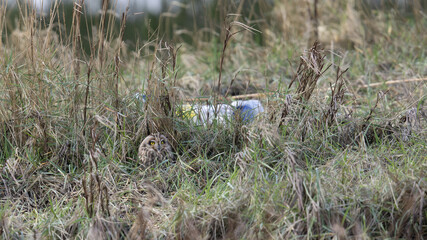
[{"x1": 0, "y1": 0, "x2": 426, "y2": 239}]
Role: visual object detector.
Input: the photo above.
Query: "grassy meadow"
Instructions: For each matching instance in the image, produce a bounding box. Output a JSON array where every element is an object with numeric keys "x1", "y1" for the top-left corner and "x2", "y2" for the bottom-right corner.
[{"x1": 0, "y1": 0, "x2": 426, "y2": 239}]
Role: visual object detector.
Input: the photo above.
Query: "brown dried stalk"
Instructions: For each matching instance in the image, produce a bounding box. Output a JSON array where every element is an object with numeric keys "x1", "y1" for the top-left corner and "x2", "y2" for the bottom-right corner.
[
  {"x1": 289, "y1": 41, "x2": 330, "y2": 102},
  {"x1": 307, "y1": 0, "x2": 319, "y2": 44},
  {"x1": 323, "y1": 67, "x2": 348, "y2": 126},
  {"x1": 71, "y1": 0, "x2": 84, "y2": 124},
  {"x1": 114, "y1": 8, "x2": 128, "y2": 111},
  {"x1": 214, "y1": 16, "x2": 260, "y2": 116},
  {"x1": 97, "y1": 0, "x2": 108, "y2": 99},
  {"x1": 364, "y1": 90, "x2": 389, "y2": 123}
]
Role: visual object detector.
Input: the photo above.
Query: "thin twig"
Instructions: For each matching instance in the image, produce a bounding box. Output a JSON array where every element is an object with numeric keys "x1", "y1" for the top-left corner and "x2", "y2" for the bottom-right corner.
[{"x1": 360, "y1": 77, "x2": 426, "y2": 88}]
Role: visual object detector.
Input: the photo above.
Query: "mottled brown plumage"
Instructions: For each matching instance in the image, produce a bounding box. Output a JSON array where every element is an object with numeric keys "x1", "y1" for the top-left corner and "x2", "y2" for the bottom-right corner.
[{"x1": 138, "y1": 133, "x2": 174, "y2": 166}]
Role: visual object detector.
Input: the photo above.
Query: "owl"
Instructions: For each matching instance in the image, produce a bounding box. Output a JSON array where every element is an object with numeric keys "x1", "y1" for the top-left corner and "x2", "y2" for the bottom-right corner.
[{"x1": 138, "y1": 133, "x2": 175, "y2": 166}]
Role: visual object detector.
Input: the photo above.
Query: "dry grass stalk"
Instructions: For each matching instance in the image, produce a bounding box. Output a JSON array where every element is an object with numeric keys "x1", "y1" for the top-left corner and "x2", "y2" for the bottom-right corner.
[
  {"x1": 82, "y1": 121, "x2": 110, "y2": 218},
  {"x1": 86, "y1": 216, "x2": 120, "y2": 240},
  {"x1": 277, "y1": 94, "x2": 294, "y2": 128},
  {"x1": 289, "y1": 41, "x2": 330, "y2": 103},
  {"x1": 83, "y1": 51, "x2": 94, "y2": 138},
  {"x1": 388, "y1": 183, "x2": 426, "y2": 239},
  {"x1": 281, "y1": 41, "x2": 330, "y2": 140},
  {"x1": 29, "y1": 8, "x2": 37, "y2": 100},
  {"x1": 216, "y1": 19, "x2": 233, "y2": 96},
  {"x1": 82, "y1": 172, "x2": 110, "y2": 218},
  {"x1": 307, "y1": 0, "x2": 319, "y2": 45},
  {"x1": 112, "y1": 9, "x2": 129, "y2": 161},
  {"x1": 359, "y1": 77, "x2": 427, "y2": 88},
  {"x1": 96, "y1": 0, "x2": 109, "y2": 100},
  {"x1": 331, "y1": 222, "x2": 348, "y2": 239},
  {"x1": 0, "y1": 1, "x2": 5, "y2": 53},
  {"x1": 3, "y1": 68, "x2": 24, "y2": 146},
  {"x1": 128, "y1": 209, "x2": 149, "y2": 240},
  {"x1": 364, "y1": 91, "x2": 388, "y2": 124},
  {"x1": 86, "y1": 217, "x2": 107, "y2": 239},
  {"x1": 214, "y1": 16, "x2": 260, "y2": 114},
  {"x1": 175, "y1": 216, "x2": 203, "y2": 240},
  {"x1": 71, "y1": 0, "x2": 84, "y2": 118},
  {"x1": 114, "y1": 8, "x2": 129, "y2": 111},
  {"x1": 323, "y1": 67, "x2": 348, "y2": 126},
  {"x1": 286, "y1": 149, "x2": 306, "y2": 212},
  {"x1": 97, "y1": 0, "x2": 108, "y2": 69},
  {"x1": 0, "y1": 211, "x2": 9, "y2": 239},
  {"x1": 144, "y1": 41, "x2": 180, "y2": 144}
]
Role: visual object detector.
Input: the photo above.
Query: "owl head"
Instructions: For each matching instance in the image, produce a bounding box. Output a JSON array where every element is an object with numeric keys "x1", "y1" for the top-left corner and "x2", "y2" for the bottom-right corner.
[
  {"x1": 138, "y1": 133, "x2": 175, "y2": 165},
  {"x1": 140, "y1": 133, "x2": 170, "y2": 151}
]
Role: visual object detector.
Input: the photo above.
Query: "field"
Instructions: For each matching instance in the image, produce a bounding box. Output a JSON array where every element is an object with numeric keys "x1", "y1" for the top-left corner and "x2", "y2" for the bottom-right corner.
[{"x1": 0, "y1": 1, "x2": 426, "y2": 239}]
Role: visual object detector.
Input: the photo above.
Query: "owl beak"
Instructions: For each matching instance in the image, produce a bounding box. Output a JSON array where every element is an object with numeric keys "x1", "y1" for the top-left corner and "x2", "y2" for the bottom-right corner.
[{"x1": 157, "y1": 145, "x2": 161, "y2": 151}]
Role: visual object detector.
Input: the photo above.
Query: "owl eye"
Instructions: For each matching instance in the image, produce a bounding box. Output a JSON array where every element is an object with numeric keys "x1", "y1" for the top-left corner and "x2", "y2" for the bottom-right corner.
[
  {"x1": 150, "y1": 141, "x2": 155, "y2": 145},
  {"x1": 161, "y1": 140, "x2": 165, "y2": 144}
]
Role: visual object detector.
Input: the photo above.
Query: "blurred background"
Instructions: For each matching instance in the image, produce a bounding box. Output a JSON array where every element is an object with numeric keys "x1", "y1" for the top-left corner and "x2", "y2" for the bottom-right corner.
[
  {"x1": 6, "y1": 0, "x2": 423, "y2": 14},
  {"x1": 3, "y1": 0, "x2": 426, "y2": 51}
]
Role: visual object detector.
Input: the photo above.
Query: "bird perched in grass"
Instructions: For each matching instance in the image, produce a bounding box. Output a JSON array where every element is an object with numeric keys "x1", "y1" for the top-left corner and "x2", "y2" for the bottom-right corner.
[{"x1": 138, "y1": 133, "x2": 175, "y2": 166}]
